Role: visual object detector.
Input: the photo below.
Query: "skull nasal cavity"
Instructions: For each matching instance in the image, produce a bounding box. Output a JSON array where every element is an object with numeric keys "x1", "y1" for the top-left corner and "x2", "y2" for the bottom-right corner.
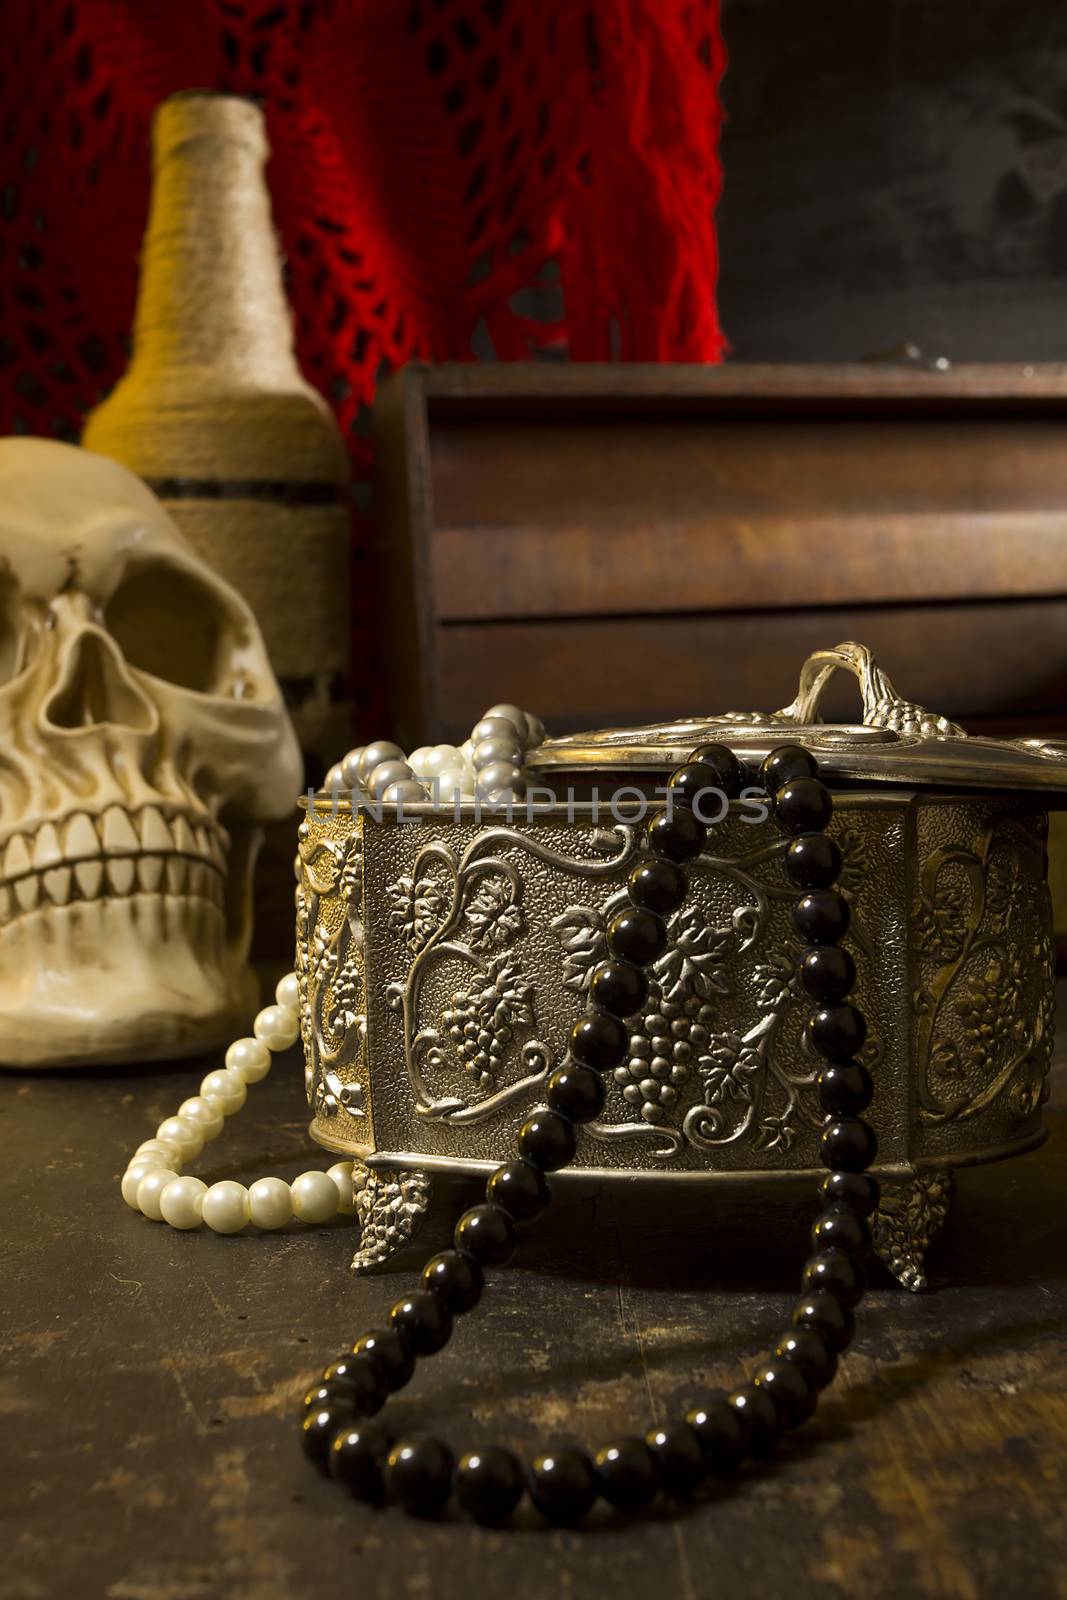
[{"x1": 45, "y1": 629, "x2": 156, "y2": 732}]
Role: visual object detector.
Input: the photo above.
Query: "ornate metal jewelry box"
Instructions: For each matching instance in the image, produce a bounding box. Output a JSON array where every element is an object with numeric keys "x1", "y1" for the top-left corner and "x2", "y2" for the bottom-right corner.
[{"x1": 296, "y1": 643, "x2": 1064, "y2": 1290}]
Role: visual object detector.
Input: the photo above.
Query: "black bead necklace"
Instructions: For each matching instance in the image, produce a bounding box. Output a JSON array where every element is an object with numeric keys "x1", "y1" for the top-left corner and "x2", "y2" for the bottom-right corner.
[{"x1": 300, "y1": 743, "x2": 880, "y2": 1525}]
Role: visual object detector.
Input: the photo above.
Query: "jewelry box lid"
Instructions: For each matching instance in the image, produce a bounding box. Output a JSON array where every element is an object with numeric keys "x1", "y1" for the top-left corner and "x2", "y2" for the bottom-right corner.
[{"x1": 526, "y1": 642, "x2": 1067, "y2": 796}]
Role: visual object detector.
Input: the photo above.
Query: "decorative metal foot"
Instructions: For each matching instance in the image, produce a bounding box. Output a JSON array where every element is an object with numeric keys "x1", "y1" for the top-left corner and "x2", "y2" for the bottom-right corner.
[
  {"x1": 871, "y1": 1169, "x2": 955, "y2": 1292},
  {"x1": 350, "y1": 1164, "x2": 433, "y2": 1274}
]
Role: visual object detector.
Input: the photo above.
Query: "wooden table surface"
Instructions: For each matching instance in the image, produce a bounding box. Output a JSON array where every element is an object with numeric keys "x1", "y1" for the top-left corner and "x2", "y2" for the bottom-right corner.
[{"x1": 3, "y1": 989, "x2": 1065, "y2": 1600}]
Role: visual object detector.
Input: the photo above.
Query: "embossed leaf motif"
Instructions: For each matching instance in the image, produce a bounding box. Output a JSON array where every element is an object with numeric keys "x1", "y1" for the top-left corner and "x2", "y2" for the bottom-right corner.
[
  {"x1": 755, "y1": 1112, "x2": 795, "y2": 1152},
  {"x1": 912, "y1": 877, "x2": 969, "y2": 963},
  {"x1": 754, "y1": 947, "x2": 798, "y2": 1011},
  {"x1": 835, "y1": 827, "x2": 869, "y2": 899},
  {"x1": 654, "y1": 907, "x2": 732, "y2": 1004},
  {"x1": 464, "y1": 877, "x2": 525, "y2": 950},
  {"x1": 442, "y1": 956, "x2": 537, "y2": 1088},
  {"x1": 339, "y1": 843, "x2": 363, "y2": 910},
  {"x1": 549, "y1": 906, "x2": 607, "y2": 994},
  {"x1": 701, "y1": 1031, "x2": 761, "y2": 1106},
  {"x1": 299, "y1": 835, "x2": 346, "y2": 895},
  {"x1": 386, "y1": 873, "x2": 448, "y2": 952},
  {"x1": 985, "y1": 853, "x2": 1020, "y2": 933}
]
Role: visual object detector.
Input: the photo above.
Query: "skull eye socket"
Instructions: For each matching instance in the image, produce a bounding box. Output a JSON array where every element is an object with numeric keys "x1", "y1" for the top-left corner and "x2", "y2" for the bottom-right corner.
[{"x1": 105, "y1": 559, "x2": 255, "y2": 697}]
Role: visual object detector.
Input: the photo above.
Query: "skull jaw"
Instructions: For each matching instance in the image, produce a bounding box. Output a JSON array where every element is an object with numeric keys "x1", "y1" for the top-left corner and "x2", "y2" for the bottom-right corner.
[{"x1": 0, "y1": 895, "x2": 261, "y2": 1067}]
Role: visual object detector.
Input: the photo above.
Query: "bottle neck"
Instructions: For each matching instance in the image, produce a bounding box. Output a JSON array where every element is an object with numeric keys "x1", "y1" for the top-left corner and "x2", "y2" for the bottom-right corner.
[{"x1": 130, "y1": 95, "x2": 303, "y2": 390}]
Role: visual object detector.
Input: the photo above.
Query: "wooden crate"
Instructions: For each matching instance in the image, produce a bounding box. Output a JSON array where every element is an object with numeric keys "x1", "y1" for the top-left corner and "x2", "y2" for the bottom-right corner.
[{"x1": 372, "y1": 362, "x2": 1067, "y2": 744}]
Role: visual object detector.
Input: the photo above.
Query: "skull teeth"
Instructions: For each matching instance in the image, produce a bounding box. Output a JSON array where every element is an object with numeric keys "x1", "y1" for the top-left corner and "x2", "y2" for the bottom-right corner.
[
  {"x1": 140, "y1": 806, "x2": 172, "y2": 852},
  {"x1": 42, "y1": 865, "x2": 72, "y2": 906},
  {"x1": 74, "y1": 860, "x2": 104, "y2": 900},
  {"x1": 102, "y1": 806, "x2": 139, "y2": 854},
  {"x1": 15, "y1": 876, "x2": 39, "y2": 912},
  {"x1": 65, "y1": 814, "x2": 98, "y2": 859},
  {"x1": 33, "y1": 822, "x2": 63, "y2": 871},
  {"x1": 138, "y1": 854, "x2": 165, "y2": 892},
  {"x1": 172, "y1": 815, "x2": 196, "y2": 856},
  {"x1": 0, "y1": 806, "x2": 229, "y2": 921},
  {"x1": 5, "y1": 834, "x2": 31, "y2": 880},
  {"x1": 106, "y1": 858, "x2": 136, "y2": 896},
  {"x1": 165, "y1": 857, "x2": 187, "y2": 893}
]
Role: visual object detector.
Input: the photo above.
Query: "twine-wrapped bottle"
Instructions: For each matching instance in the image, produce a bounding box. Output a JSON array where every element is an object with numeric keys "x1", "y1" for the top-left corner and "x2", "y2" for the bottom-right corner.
[{"x1": 84, "y1": 90, "x2": 352, "y2": 778}]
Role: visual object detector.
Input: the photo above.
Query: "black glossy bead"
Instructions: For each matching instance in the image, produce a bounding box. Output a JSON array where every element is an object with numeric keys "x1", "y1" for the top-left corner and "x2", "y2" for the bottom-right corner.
[
  {"x1": 455, "y1": 1445, "x2": 524, "y2": 1523},
  {"x1": 754, "y1": 1358, "x2": 816, "y2": 1426},
  {"x1": 667, "y1": 761, "x2": 721, "y2": 810},
  {"x1": 792, "y1": 889, "x2": 851, "y2": 945},
  {"x1": 301, "y1": 1403, "x2": 351, "y2": 1470},
  {"x1": 387, "y1": 1435, "x2": 454, "y2": 1516},
  {"x1": 792, "y1": 1291, "x2": 855, "y2": 1352},
  {"x1": 644, "y1": 1422, "x2": 705, "y2": 1495},
  {"x1": 594, "y1": 1436, "x2": 658, "y2": 1510},
  {"x1": 454, "y1": 1203, "x2": 517, "y2": 1265},
  {"x1": 802, "y1": 1248, "x2": 865, "y2": 1309},
  {"x1": 820, "y1": 1115, "x2": 878, "y2": 1173},
  {"x1": 689, "y1": 742, "x2": 746, "y2": 796},
  {"x1": 422, "y1": 1249, "x2": 484, "y2": 1313},
  {"x1": 589, "y1": 958, "x2": 649, "y2": 1017},
  {"x1": 627, "y1": 858, "x2": 688, "y2": 915},
  {"x1": 303, "y1": 1377, "x2": 357, "y2": 1413},
  {"x1": 646, "y1": 807, "x2": 706, "y2": 862},
  {"x1": 817, "y1": 1060, "x2": 873, "y2": 1116},
  {"x1": 351, "y1": 1328, "x2": 415, "y2": 1392},
  {"x1": 784, "y1": 831, "x2": 842, "y2": 889},
  {"x1": 569, "y1": 1010, "x2": 628, "y2": 1071},
  {"x1": 321, "y1": 1352, "x2": 387, "y2": 1416},
  {"x1": 727, "y1": 1383, "x2": 783, "y2": 1457},
  {"x1": 773, "y1": 1327, "x2": 838, "y2": 1390},
  {"x1": 812, "y1": 1205, "x2": 871, "y2": 1259},
  {"x1": 818, "y1": 1170, "x2": 879, "y2": 1217},
  {"x1": 607, "y1": 906, "x2": 669, "y2": 965},
  {"x1": 389, "y1": 1290, "x2": 453, "y2": 1355},
  {"x1": 518, "y1": 1108, "x2": 578, "y2": 1171},
  {"x1": 548, "y1": 1062, "x2": 607, "y2": 1123},
  {"x1": 527, "y1": 1446, "x2": 597, "y2": 1526},
  {"x1": 774, "y1": 776, "x2": 833, "y2": 835},
  {"x1": 487, "y1": 1159, "x2": 551, "y2": 1222},
  {"x1": 685, "y1": 1395, "x2": 747, "y2": 1475},
  {"x1": 809, "y1": 1003, "x2": 867, "y2": 1060},
  {"x1": 320, "y1": 1353, "x2": 361, "y2": 1386},
  {"x1": 329, "y1": 1420, "x2": 389, "y2": 1500},
  {"x1": 761, "y1": 744, "x2": 818, "y2": 791},
  {"x1": 799, "y1": 944, "x2": 856, "y2": 1001}
]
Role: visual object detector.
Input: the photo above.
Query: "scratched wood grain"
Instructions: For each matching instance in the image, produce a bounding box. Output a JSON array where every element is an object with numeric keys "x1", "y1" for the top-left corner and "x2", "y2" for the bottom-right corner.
[{"x1": 1, "y1": 981, "x2": 1064, "y2": 1600}]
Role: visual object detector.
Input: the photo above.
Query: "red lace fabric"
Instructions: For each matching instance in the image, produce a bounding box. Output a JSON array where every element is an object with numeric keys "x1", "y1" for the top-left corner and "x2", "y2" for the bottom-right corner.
[{"x1": 0, "y1": 0, "x2": 724, "y2": 725}]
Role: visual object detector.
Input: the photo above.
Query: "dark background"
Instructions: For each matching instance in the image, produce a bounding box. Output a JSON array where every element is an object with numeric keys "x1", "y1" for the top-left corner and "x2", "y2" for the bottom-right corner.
[{"x1": 717, "y1": 0, "x2": 1067, "y2": 363}]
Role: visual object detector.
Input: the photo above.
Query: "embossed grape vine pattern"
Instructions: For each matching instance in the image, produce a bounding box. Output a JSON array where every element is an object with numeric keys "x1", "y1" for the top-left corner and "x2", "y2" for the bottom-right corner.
[{"x1": 909, "y1": 816, "x2": 1054, "y2": 1125}]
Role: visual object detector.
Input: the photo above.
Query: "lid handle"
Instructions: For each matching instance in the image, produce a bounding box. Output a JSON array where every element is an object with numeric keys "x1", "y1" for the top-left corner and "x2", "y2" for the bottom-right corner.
[{"x1": 776, "y1": 642, "x2": 964, "y2": 737}]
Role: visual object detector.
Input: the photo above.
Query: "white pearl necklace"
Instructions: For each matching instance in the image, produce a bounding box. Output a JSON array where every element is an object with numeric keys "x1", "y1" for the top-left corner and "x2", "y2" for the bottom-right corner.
[
  {"x1": 321, "y1": 703, "x2": 545, "y2": 809},
  {"x1": 124, "y1": 707, "x2": 547, "y2": 1233},
  {"x1": 121, "y1": 971, "x2": 355, "y2": 1234}
]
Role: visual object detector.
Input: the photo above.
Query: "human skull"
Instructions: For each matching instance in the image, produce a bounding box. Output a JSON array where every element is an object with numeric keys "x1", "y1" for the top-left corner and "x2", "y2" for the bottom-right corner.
[{"x1": 0, "y1": 439, "x2": 303, "y2": 1066}]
